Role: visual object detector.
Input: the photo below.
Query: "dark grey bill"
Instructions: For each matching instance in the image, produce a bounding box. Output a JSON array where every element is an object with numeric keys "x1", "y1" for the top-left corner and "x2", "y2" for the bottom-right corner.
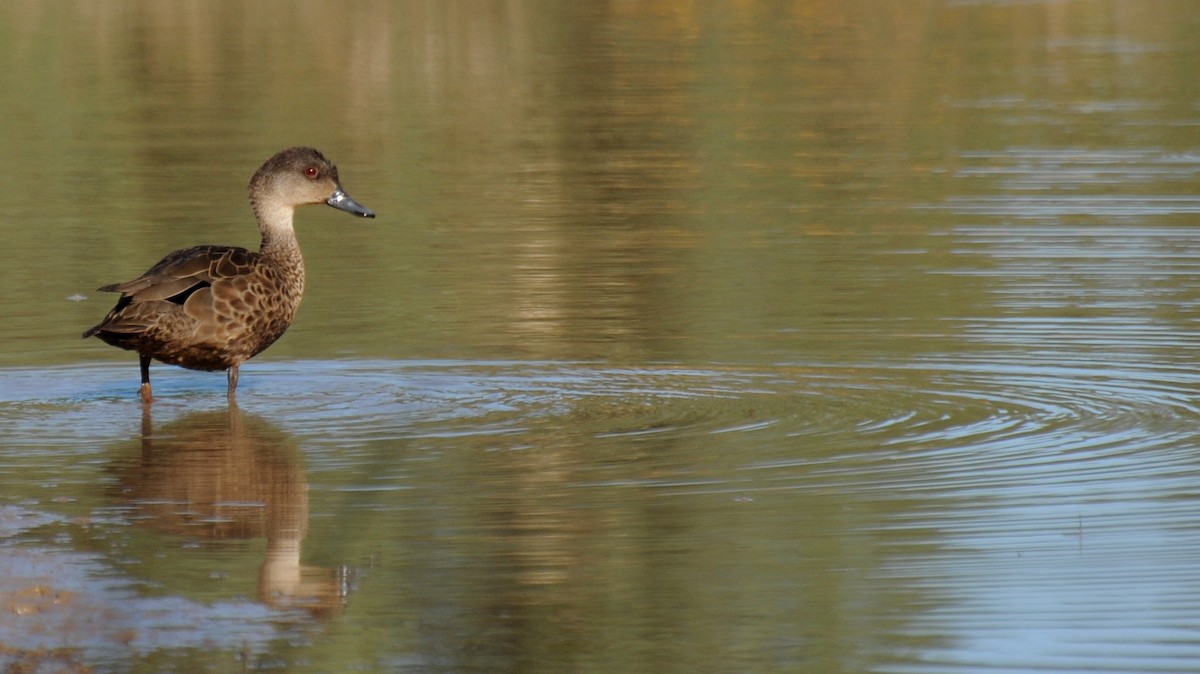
[{"x1": 326, "y1": 187, "x2": 376, "y2": 218}]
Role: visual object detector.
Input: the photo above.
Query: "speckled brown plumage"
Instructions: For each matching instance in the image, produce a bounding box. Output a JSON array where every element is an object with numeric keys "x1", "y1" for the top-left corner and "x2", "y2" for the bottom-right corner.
[{"x1": 83, "y1": 147, "x2": 375, "y2": 401}]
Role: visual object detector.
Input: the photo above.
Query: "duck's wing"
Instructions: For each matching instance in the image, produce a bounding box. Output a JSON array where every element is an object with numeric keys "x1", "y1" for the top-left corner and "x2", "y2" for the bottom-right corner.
[
  {"x1": 99, "y1": 246, "x2": 256, "y2": 298},
  {"x1": 83, "y1": 245, "x2": 258, "y2": 336}
]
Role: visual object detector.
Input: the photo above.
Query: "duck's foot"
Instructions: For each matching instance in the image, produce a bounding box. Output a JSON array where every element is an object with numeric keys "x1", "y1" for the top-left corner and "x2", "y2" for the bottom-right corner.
[{"x1": 138, "y1": 354, "x2": 153, "y2": 403}]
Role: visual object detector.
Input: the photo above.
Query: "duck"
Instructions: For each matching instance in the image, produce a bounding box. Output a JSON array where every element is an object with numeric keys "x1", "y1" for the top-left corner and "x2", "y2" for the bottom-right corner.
[{"x1": 83, "y1": 147, "x2": 375, "y2": 402}]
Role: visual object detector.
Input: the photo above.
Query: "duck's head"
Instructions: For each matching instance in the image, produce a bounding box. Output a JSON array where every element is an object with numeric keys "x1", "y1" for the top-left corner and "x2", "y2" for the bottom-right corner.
[{"x1": 249, "y1": 147, "x2": 375, "y2": 219}]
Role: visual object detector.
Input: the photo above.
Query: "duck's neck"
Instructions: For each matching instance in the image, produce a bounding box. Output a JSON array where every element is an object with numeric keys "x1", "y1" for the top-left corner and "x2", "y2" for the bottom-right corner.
[
  {"x1": 255, "y1": 202, "x2": 303, "y2": 261},
  {"x1": 254, "y1": 203, "x2": 306, "y2": 304}
]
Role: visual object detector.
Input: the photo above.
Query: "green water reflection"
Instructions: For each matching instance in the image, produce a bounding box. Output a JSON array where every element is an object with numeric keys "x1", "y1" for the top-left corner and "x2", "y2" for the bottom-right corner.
[
  {"x1": 2, "y1": 0, "x2": 1189, "y2": 371},
  {"x1": 3, "y1": 1, "x2": 1200, "y2": 672}
]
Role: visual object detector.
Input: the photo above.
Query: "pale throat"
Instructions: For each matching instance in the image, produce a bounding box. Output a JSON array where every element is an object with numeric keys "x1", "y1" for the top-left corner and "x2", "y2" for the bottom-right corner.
[{"x1": 255, "y1": 202, "x2": 301, "y2": 256}]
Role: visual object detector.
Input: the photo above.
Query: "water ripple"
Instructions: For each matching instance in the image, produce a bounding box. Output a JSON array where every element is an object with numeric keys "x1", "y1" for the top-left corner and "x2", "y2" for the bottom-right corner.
[{"x1": 5, "y1": 356, "x2": 1198, "y2": 473}]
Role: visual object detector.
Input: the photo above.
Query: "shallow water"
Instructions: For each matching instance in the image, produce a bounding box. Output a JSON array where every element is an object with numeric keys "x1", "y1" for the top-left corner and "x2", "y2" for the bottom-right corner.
[
  {"x1": 4, "y1": 1, "x2": 1200, "y2": 672},
  {"x1": 7, "y1": 354, "x2": 1200, "y2": 672}
]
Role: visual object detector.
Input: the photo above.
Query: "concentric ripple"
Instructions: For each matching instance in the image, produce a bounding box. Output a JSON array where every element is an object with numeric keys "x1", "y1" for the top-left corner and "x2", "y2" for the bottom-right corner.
[{"x1": 4, "y1": 355, "x2": 1199, "y2": 481}]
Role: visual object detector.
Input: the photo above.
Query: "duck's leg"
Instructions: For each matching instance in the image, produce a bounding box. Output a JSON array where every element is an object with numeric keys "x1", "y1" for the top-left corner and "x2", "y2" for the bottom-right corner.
[
  {"x1": 138, "y1": 354, "x2": 153, "y2": 403},
  {"x1": 227, "y1": 365, "x2": 240, "y2": 398}
]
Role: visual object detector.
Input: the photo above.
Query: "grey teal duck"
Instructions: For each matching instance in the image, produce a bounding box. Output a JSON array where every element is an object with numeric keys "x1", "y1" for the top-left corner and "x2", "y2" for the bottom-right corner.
[{"x1": 83, "y1": 147, "x2": 375, "y2": 401}]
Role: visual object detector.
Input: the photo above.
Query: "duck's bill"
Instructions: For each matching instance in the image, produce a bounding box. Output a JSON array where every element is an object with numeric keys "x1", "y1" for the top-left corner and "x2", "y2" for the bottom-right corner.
[{"x1": 326, "y1": 187, "x2": 376, "y2": 218}]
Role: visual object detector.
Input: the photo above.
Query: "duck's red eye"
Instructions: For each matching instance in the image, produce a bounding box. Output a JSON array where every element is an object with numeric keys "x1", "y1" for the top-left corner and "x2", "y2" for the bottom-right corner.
[{"x1": 304, "y1": 166, "x2": 319, "y2": 178}]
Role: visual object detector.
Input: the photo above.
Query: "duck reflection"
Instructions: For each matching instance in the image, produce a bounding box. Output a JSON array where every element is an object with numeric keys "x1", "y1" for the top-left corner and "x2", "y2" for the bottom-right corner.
[{"x1": 108, "y1": 404, "x2": 347, "y2": 619}]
